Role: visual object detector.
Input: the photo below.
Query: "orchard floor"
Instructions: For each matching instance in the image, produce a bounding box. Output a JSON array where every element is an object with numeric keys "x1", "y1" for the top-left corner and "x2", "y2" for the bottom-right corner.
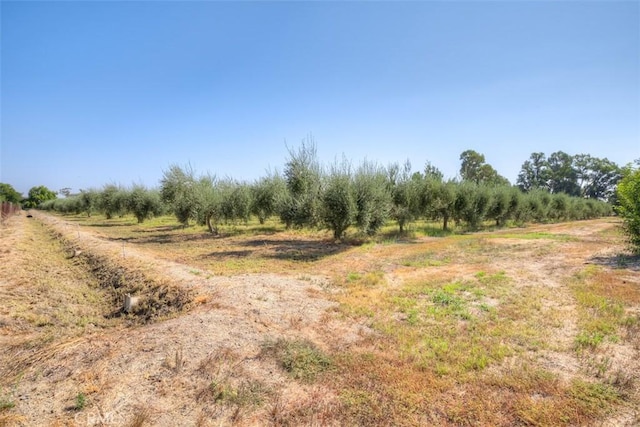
[{"x1": 0, "y1": 212, "x2": 638, "y2": 426}]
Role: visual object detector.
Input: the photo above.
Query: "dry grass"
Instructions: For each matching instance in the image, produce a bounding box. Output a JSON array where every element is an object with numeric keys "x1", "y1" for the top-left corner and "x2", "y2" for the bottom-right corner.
[{"x1": 1, "y1": 213, "x2": 638, "y2": 426}]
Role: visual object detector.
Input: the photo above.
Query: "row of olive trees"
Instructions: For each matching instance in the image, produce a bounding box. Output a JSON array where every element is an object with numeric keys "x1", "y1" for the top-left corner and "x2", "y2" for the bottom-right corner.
[
  {"x1": 40, "y1": 141, "x2": 613, "y2": 239},
  {"x1": 158, "y1": 141, "x2": 611, "y2": 239},
  {"x1": 39, "y1": 184, "x2": 165, "y2": 224}
]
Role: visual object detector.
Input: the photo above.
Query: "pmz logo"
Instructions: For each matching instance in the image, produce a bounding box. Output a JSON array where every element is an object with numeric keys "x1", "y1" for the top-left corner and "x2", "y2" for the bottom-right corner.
[{"x1": 74, "y1": 410, "x2": 126, "y2": 426}]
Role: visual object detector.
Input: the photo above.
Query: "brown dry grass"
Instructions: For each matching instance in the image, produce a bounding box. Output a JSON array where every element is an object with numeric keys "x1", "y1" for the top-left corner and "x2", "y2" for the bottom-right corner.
[{"x1": 1, "y1": 213, "x2": 638, "y2": 426}]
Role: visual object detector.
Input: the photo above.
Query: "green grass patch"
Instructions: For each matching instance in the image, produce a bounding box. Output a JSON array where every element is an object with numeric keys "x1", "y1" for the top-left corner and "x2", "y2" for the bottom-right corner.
[
  {"x1": 569, "y1": 379, "x2": 620, "y2": 415},
  {"x1": 0, "y1": 399, "x2": 15, "y2": 412},
  {"x1": 261, "y1": 338, "x2": 332, "y2": 382},
  {"x1": 372, "y1": 279, "x2": 520, "y2": 374},
  {"x1": 74, "y1": 392, "x2": 87, "y2": 410},
  {"x1": 346, "y1": 270, "x2": 384, "y2": 287},
  {"x1": 571, "y1": 266, "x2": 629, "y2": 350},
  {"x1": 401, "y1": 251, "x2": 450, "y2": 267},
  {"x1": 485, "y1": 232, "x2": 576, "y2": 241}
]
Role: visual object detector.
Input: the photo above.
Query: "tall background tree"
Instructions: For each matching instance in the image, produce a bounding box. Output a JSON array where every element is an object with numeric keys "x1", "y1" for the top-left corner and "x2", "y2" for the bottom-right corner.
[
  {"x1": 517, "y1": 152, "x2": 549, "y2": 192},
  {"x1": 0, "y1": 183, "x2": 23, "y2": 204},
  {"x1": 24, "y1": 185, "x2": 56, "y2": 208},
  {"x1": 517, "y1": 151, "x2": 621, "y2": 201},
  {"x1": 547, "y1": 151, "x2": 580, "y2": 196},
  {"x1": 459, "y1": 150, "x2": 509, "y2": 185}
]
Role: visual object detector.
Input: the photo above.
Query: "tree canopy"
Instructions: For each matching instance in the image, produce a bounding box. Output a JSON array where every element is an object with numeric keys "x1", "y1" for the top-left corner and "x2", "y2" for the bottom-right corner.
[
  {"x1": 24, "y1": 185, "x2": 56, "y2": 208},
  {"x1": 459, "y1": 150, "x2": 509, "y2": 186},
  {"x1": 0, "y1": 183, "x2": 23, "y2": 204},
  {"x1": 616, "y1": 163, "x2": 640, "y2": 253},
  {"x1": 517, "y1": 152, "x2": 621, "y2": 201}
]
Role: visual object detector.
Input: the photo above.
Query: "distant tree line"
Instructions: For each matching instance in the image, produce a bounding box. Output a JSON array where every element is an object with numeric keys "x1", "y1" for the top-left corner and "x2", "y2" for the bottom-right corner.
[
  {"x1": 37, "y1": 140, "x2": 617, "y2": 239},
  {"x1": 0, "y1": 183, "x2": 57, "y2": 208},
  {"x1": 516, "y1": 151, "x2": 621, "y2": 201},
  {"x1": 39, "y1": 184, "x2": 165, "y2": 224}
]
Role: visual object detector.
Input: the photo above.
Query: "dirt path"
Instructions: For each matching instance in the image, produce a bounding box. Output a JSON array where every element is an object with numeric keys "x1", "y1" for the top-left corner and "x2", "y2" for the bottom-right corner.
[{"x1": 1, "y1": 213, "x2": 362, "y2": 426}]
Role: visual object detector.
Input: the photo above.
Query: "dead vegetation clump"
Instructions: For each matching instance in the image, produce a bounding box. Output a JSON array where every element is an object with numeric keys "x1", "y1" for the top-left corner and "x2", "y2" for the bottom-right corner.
[{"x1": 44, "y1": 217, "x2": 196, "y2": 323}]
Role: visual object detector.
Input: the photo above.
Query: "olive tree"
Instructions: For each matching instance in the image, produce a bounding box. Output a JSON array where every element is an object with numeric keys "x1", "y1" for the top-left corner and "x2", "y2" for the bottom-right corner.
[
  {"x1": 279, "y1": 138, "x2": 323, "y2": 229},
  {"x1": 321, "y1": 159, "x2": 356, "y2": 240},
  {"x1": 98, "y1": 184, "x2": 128, "y2": 219},
  {"x1": 219, "y1": 180, "x2": 252, "y2": 225},
  {"x1": 126, "y1": 185, "x2": 164, "y2": 223},
  {"x1": 161, "y1": 164, "x2": 199, "y2": 226},
  {"x1": 389, "y1": 161, "x2": 421, "y2": 233},
  {"x1": 616, "y1": 165, "x2": 640, "y2": 253},
  {"x1": 251, "y1": 173, "x2": 287, "y2": 224},
  {"x1": 487, "y1": 186, "x2": 511, "y2": 227},
  {"x1": 428, "y1": 179, "x2": 456, "y2": 231},
  {"x1": 78, "y1": 189, "x2": 99, "y2": 217},
  {"x1": 353, "y1": 160, "x2": 392, "y2": 236}
]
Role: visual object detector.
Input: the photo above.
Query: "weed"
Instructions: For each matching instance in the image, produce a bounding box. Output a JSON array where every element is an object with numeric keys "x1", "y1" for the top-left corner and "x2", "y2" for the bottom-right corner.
[
  {"x1": 346, "y1": 272, "x2": 361, "y2": 282},
  {"x1": 569, "y1": 379, "x2": 619, "y2": 415},
  {"x1": 432, "y1": 290, "x2": 461, "y2": 307},
  {"x1": 572, "y1": 267, "x2": 630, "y2": 351},
  {"x1": 0, "y1": 399, "x2": 15, "y2": 412},
  {"x1": 74, "y1": 392, "x2": 86, "y2": 410},
  {"x1": 162, "y1": 347, "x2": 185, "y2": 373},
  {"x1": 208, "y1": 379, "x2": 270, "y2": 406},
  {"x1": 575, "y1": 331, "x2": 605, "y2": 350},
  {"x1": 401, "y1": 251, "x2": 449, "y2": 267},
  {"x1": 346, "y1": 270, "x2": 384, "y2": 287},
  {"x1": 175, "y1": 347, "x2": 184, "y2": 373},
  {"x1": 261, "y1": 338, "x2": 332, "y2": 382}
]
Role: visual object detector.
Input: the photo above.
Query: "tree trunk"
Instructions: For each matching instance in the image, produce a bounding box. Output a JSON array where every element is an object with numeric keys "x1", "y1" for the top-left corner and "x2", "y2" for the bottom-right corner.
[{"x1": 206, "y1": 214, "x2": 218, "y2": 235}]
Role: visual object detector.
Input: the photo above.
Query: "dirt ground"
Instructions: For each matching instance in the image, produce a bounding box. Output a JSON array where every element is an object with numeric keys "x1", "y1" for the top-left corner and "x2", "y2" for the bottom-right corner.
[{"x1": 0, "y1": 212, "x2": 638, "y2": 426}]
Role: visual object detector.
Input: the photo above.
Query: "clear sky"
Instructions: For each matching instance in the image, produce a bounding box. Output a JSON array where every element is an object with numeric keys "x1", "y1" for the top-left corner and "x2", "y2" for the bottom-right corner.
[{"x1": 1, "y1": 1, "x2": 638, "y2": 196}]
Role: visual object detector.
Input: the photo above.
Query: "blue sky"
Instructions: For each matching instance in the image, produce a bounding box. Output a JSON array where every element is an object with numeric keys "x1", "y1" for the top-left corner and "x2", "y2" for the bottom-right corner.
[{"x1": 1, "y1": 1, "x2": 638, "y2": 195}]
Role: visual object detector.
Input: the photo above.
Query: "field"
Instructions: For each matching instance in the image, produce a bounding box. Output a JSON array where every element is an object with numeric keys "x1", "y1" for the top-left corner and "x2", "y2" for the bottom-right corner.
[{"x1": 1, "y1": 212, "x2": 639, "y2": 426}]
